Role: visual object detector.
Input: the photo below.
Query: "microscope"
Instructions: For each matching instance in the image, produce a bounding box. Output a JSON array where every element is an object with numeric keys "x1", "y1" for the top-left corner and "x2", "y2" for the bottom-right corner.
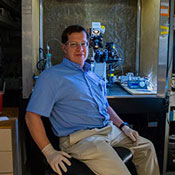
[{"x1": 89, "y1": 22, "x2": 124, "y2": 87}]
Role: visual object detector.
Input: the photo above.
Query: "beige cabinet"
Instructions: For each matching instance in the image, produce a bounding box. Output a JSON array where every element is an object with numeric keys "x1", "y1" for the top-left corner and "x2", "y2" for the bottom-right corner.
[{"x1": 0, "y1": 119, "x2": 18, "y2": 175}]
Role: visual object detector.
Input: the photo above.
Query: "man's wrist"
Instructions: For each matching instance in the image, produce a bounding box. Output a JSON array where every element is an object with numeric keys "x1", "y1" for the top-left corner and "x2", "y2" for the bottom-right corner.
[
  {"x1": 119, "y1": 122, "x2": 129, "y2": 130},
  {"x1": 42, "y1": 143, "x2": 54, "y2": 157}
]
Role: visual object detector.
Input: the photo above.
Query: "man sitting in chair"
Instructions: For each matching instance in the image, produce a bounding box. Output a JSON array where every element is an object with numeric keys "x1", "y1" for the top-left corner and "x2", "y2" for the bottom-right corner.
[{"x1": 25, "y1": 25, "x2": 160, "y2": 175}]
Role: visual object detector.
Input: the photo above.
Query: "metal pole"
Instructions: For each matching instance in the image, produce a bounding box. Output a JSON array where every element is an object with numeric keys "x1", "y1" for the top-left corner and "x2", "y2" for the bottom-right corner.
[
  {"x1": 40, "y1": 0, "x2": 43, "y2": 59},
  {"x1": 136, "y1": 0, "x2": 141, "y2": 75}
]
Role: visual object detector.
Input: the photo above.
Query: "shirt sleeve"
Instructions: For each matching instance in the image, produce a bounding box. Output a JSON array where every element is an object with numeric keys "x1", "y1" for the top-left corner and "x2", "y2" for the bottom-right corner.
[
  {"x1": 26, "y1": 71, "x2": 57, "y2": 117},
  {"x1": 103, "y1": 80, "x2": 109, "y2": 107}
]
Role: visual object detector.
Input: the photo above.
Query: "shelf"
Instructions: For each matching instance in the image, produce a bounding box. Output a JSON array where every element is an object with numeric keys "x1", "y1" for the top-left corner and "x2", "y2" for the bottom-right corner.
[
  {"x1": 165, "y1": 172, "x2": 175, "y2": 175},
  {"x1": 0, "y1": 0, "x2": 20, "y2": 17},
  {"x1": 0, "y1": 16, "x2": 20, "y2": 29}
]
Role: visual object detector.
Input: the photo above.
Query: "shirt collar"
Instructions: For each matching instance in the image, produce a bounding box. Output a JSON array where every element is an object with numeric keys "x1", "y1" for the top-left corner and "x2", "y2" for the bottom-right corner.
[{"x1": 62, "y1": 57, "x2": 91, "y2": 72}]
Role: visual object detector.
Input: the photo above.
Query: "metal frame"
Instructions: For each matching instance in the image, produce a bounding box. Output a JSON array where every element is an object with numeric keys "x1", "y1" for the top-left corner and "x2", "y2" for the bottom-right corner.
[
  {"x1": 157, "y1": 0, "x2": 172, "y2": 98},
  {"x1": 22, "y1": 0, "x2": 39, "y2": 98},
  {"x1": 22, "y1": 0, "x2": 170, "y2": 99}
]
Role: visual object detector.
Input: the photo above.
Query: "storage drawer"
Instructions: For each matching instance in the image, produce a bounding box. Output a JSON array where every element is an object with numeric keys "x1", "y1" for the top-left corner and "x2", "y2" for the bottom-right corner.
[
  {"x1": 0, "y1": 152, "x2": 13, "y2": 173},
  {"x1": 0, "y1": 129, "x2": 12, "y2": 151}
]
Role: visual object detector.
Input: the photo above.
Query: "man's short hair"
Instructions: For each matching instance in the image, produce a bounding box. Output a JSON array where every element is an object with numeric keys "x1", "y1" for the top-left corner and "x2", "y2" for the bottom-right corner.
[{"x1": 61, "y1": 25, "x2": 89, "y2": 44}]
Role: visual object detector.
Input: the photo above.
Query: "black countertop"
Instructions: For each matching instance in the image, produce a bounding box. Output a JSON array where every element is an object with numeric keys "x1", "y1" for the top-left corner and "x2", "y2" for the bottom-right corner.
[{"x1": 106, "y1": 84, "x2": 168, "y2": 114}]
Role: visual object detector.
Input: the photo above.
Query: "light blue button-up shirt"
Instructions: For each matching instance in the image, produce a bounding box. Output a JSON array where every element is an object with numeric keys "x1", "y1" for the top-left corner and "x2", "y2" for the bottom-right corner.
[{"x1": 27, "y1": 58, "x2": 110, "y2": 136}]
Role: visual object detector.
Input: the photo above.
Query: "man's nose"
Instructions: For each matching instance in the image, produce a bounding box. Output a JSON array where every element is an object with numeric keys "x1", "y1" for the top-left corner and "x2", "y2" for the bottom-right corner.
[{"x1": 76, "y1": 44, "x2": 84, "y2": 50}]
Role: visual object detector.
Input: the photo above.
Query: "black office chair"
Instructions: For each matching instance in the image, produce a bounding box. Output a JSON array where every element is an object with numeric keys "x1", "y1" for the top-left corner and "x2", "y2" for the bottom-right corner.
[{"x1": 26, "y1": 117, "x2": 137, "y2": 175}]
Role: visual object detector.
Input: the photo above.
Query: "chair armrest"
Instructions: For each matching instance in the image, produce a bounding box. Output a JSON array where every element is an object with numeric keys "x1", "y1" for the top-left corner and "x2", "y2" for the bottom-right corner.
[{"x1": 114, "y1": 147, "x2": 133, "y2": 164}]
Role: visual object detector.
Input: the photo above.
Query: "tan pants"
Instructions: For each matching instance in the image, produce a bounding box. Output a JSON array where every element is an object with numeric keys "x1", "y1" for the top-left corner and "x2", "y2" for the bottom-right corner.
[{"x1": 59, "y1": 122, "x2": 160, "y2": 175}]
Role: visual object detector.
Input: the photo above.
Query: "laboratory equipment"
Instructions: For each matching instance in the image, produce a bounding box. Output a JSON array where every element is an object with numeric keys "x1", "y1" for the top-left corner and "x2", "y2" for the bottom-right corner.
[{"x1": 89, "y1": 22, "x2": 125, "y2": 87}]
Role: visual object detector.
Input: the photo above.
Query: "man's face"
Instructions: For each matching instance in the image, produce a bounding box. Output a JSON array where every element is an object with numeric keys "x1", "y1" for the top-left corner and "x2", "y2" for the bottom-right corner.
[{"x1": 61, "y1": 31, "x2": 89, "y2": 67}]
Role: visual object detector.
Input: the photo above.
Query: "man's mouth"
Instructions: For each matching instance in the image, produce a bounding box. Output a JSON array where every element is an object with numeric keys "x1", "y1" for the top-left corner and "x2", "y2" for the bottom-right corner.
[{"x1": 76, "y1": 53, "x2": 84, "y2": 57}]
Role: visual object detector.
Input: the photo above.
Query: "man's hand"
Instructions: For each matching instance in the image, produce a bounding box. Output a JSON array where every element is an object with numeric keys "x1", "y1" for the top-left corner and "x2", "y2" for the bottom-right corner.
[
  {"x1": 122, "y1": 126, "x2": 139, "y2": 145},
  {"x1": 42, "y1": 143, "x2": 71, "y2": 175}
]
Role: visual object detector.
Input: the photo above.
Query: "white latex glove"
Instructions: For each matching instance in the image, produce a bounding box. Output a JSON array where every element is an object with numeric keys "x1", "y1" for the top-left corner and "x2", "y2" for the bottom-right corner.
[
  {"x1": 122, "y1": 126, "x2": 139, "y2": 145},
  {"x1": 42, "y1": 143, "x2": 71, "y2": 175}
]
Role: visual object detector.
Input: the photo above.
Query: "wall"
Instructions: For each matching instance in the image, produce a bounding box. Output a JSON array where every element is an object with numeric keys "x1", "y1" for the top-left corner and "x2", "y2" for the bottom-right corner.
[{"x1": 43, "y1": 0, "x2": 137, "y2": 73}]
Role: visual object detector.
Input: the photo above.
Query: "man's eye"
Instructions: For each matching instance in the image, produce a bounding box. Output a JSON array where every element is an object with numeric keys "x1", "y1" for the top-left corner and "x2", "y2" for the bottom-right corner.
[
  {"x1": 70, "y1": 43, "x2": 77, "y2": 46},
  {"x1": 81, "y1": 42, "x2": 86, "y2": 46}
]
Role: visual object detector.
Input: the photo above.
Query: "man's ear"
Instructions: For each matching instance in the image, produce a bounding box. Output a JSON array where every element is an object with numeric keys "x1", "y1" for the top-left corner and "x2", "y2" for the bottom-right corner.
[{"x1": 61, "y1": 44, "x2": 66, "y2": 54}]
